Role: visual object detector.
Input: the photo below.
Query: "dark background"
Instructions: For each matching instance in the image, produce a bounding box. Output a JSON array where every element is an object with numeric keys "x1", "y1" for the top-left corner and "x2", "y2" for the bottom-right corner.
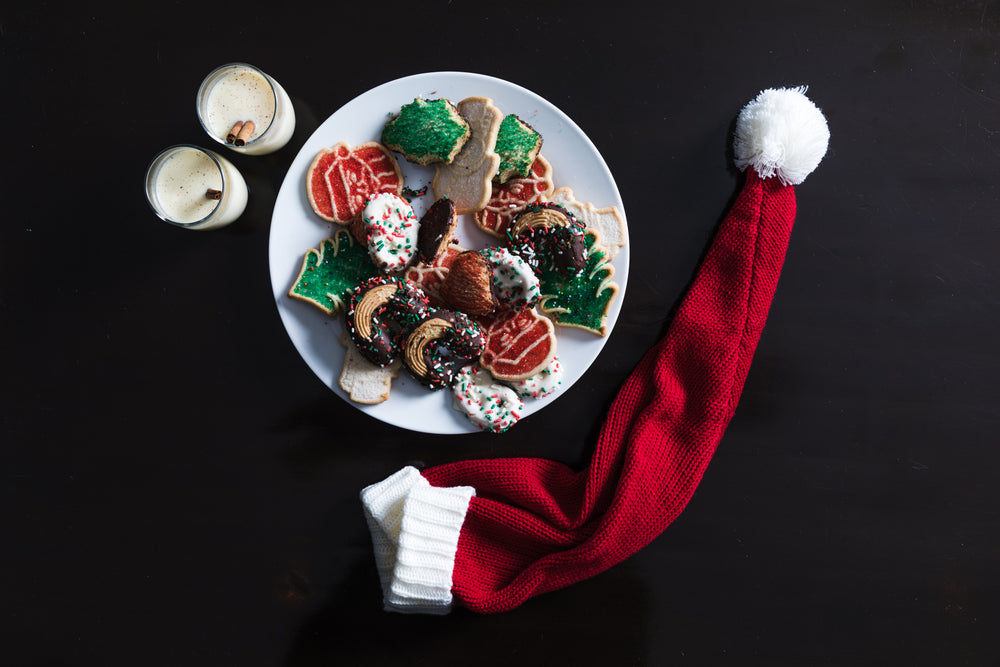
[{"x1": 2, "y1": 1, "x2": 998, "y2": 665}]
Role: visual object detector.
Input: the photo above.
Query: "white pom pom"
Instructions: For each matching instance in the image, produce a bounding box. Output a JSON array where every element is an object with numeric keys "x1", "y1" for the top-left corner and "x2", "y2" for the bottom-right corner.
[{"x1": 733, "y1": 86, "x2": 830, "y2": 185}]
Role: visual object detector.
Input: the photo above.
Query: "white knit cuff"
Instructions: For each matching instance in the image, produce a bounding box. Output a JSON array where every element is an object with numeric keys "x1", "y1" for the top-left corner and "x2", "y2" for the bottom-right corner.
[
  {"x1": 360, "y1": 466, "x2": 426, "y2": 597},
  {"x1": 360, "y1": 466, "x2": 474, "y2": 614}
]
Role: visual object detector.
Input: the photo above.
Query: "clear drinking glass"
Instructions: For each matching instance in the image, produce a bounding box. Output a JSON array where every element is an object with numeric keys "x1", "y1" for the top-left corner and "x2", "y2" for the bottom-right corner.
[
  {"x1": 144, "y1": 145, "x2": 248, "y2": 230},
  {"x1": 196, "y1": 63, "x2": 296, "y2": 155}
]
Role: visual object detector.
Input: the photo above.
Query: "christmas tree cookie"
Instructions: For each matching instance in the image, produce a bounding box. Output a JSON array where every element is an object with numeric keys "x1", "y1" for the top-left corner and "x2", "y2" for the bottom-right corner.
[
  {"x1": 288, "y1": 229, "x2": 380, "y2": 315},
  {"x1": 536, "y1": 231, "x2": 618, "y2": 336}
]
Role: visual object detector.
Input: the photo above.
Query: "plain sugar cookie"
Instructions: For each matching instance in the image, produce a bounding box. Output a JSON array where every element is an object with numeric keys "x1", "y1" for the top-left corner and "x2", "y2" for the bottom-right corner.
[{"x1": 432, "y1": 97, "x2": 502, "y2": 214}]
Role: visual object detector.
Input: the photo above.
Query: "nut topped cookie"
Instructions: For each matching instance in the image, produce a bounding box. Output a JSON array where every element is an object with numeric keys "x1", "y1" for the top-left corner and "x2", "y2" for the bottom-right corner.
[{"x1": 381, "y1": 98, "x2": 471, "y2": 166}]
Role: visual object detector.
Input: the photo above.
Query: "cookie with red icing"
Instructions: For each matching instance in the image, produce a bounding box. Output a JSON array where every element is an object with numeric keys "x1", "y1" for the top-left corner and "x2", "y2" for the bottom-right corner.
[
  {"x1": 477, "y1": 306, "x2": 557, "y2": 381},
  {"x1": 404, "y1": 244, "x2": 466, "y2": 308},
  {"x1": 474, "y1": 155, "x2": 554, "y2": 237},
  {"x1": 306, "y1": 142, "x2": 403, "y2": 224}
]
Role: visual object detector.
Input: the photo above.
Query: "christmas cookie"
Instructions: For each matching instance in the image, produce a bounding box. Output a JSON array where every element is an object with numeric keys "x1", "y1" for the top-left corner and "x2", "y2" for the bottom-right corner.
[
  {"x1": 406, "y1": 246, "x2": 556, "y2": 381},
  {"x1": 288, "y1": 229, "x2": 380, "y2": 315},
  {"x1": 345, "y1": 276, "x2": 430, "y2": 367},
  {"x1": 415, "y1": 198, "x2": 457, "y2": 265},
  {"x1": 474, "y1": 155, "x2": 554, "y2": 237},
  {"x1": 507, "y1": 202, "x2": 588, "y2": 276},
  {"x1": 381, "y1": 98, "x2": 471, "y2": 166},
  {"x1": 477, "y1": 306, "x2": 557, "y2": 381},
  {"x1": 494, "y1": 114, "x2": 543, "y2": 183},
  {"x1": 510, "y1": 355, "x2": 563, "y2": 399},
  {"x1": 307, "y1": 142, "x2": 403, "y2": 224},
  {"x1": 432, "y1": 96, "x2": 503, "y2": 214},
  {"x1": 451, "y1": 365, "x2": 523, "y2": 434},
  {"x1": 547, "y1": 187, "x2": 628, "y2": 260},
  {"x1": 536, "y1": 231, "x2": 618, "y2": 336},
  {"x1": 361, "y1": 192, "x2": 420, "y2": 272},
  {"x1": 403, "y1": 310, "x2": 485, "y2": 391},
  {"x1": 440, "y1": 250, "x2": 497, "y2": 316},
  {"x1": 404, "y1": 244, "x2": 466, "y2": 308},
  {"x1": 480, "y1": 246, "x2": 540, "y2": 311},
  {"x1": 339, "y1": 331, "x2": 401, "y2": 404}
]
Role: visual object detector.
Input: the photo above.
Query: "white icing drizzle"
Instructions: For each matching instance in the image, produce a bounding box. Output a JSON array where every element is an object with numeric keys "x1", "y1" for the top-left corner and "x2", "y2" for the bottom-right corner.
[{"x1": 362, "y1": 192, "x2": 419, "y2": 272}]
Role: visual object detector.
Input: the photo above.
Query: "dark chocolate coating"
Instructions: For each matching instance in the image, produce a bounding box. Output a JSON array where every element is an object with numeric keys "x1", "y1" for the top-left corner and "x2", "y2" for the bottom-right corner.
[
  {"x1": 404, "y1": 309, "x2": 485, "y2": 390},
  {"x1": 508, "y1": 203, "x2": 587, "y2": 276},
  {"x1": 415, "y1": 198, "x2": 457, "y2": 265},
  {"x1": 345, "y1": 277, "x2": 430, "y2": 367}
]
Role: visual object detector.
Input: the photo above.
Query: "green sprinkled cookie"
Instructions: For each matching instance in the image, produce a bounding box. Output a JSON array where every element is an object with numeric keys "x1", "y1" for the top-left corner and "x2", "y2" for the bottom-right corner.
[
  {"x1": 536, "y1": 231, "x2": 618, "y2": 336},
  {"x1": 288, "y1": 229, "x2": 380, "y2": 315},
  {"x1": 494, "y1": 114, "x2": 543, "y2": 183},
  {"x1": 381, "y1": 98, "x2": 471, "y2": 166}
]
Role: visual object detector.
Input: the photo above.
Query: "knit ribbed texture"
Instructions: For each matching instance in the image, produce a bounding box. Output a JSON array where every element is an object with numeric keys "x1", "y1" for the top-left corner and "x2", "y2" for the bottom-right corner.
[
  {"x1": 361, "y1": 466, "x2": 474, "y2": 614},
  {"x1": 416, "y1": 169, "x2": 798, "y2": 613},
  {"x1": 360, "y1": 466, "x2": 425, "y2": 597}
]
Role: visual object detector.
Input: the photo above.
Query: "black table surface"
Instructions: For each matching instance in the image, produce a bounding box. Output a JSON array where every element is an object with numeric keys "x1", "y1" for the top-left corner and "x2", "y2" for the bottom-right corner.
[{"x1": 3, "y1": 2, "x2": 998, "y2": 665}]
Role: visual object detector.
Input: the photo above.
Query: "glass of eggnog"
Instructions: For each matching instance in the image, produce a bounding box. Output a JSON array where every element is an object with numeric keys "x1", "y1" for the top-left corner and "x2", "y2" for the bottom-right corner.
[
  {"x1": 196, "y1": 63, "x2": 296, "y2": 155},
  {"x1": 145, "y1": 145, "x2": 248, "y2": 230}
]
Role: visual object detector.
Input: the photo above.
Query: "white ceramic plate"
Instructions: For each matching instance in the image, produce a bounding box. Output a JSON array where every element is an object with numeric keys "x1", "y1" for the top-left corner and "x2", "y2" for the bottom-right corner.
[{"x1": 269, "y1": 72, "x2": 628, "y2": 434}]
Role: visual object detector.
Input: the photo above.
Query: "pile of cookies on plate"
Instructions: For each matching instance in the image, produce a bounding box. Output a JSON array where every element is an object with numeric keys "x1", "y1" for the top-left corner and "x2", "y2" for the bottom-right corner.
[{"x1": 289, "y1": 95, "x2": 627, "y2": 433}]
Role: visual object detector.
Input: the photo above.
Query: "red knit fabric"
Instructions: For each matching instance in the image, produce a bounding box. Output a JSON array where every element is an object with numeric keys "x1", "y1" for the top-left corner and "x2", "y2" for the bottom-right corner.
[{"x1": 422, "y1": 169, "x2": 796, "y2": 613}]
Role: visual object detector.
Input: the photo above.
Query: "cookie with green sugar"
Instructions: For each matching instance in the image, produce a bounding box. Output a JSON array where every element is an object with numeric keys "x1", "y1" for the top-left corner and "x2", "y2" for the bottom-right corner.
[
  {"x1": 494, "y1": 114, "x2": 543, "y2": 183},
  {"x1": 536, "y1": 230, "x2": 619, "y2": 336},
  {"x1": 288, "y1": 229, "x2": 380, "y2": 315},
  {"x1": 381, "y1": 98, "x2": 471, "y2": 166}
]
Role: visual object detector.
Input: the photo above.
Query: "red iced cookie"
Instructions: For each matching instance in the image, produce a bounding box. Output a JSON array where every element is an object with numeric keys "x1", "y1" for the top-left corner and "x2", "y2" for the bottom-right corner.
[
  {"x1": 474, "y1": 155, "x2": 554, "y2": 238},
  {"x1": 477, "y1": 306, "x2": 557, "y2": 381},
  {"x1": 307, "y1": 141, "x2": 403, "y2": 224}
]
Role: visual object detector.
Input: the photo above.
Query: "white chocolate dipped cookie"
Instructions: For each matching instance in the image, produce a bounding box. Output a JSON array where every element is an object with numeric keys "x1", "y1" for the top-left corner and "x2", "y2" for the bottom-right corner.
[
  {"x1": 451, "y1": 364, "x2": 523, "y2": 434},
  {"x1": 361, "y1": 192, "x2": 420, "y2": 272}
]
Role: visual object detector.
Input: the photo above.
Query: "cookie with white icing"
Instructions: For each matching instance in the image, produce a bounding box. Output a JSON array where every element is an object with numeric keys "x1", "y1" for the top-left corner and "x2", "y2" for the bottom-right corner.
[
  {"x1": 510, "y1": 355, "x2": 563, "y2": 399},
  {"x1": 451, "y1": 365, "x2": 523, "y2": 434},
  {"x1": 361, "y1": 192, "x2": 420, "y2": 272},
  {"x1": 480, "y1": 246, "x2": 540, "y2": 311}
]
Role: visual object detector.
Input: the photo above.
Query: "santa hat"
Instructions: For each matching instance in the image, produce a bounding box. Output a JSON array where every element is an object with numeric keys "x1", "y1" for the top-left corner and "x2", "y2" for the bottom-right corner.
[{"x1": 360, "y1": 86, "x2": 830, "y2": 614}]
